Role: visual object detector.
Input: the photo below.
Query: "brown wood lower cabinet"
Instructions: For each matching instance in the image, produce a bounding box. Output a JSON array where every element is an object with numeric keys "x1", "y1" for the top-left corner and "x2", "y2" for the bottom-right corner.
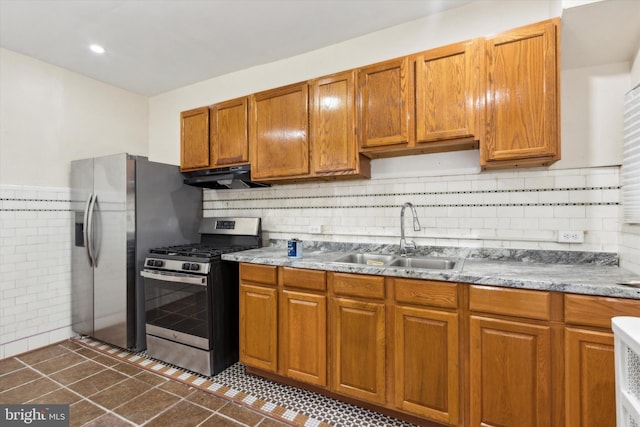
[
  {"x1": 563, "y1": 293, "x2": 640, "y2": 427},
  {"x1": 239, "y1": 283, "x2": 278, "y2": 372},
  {"x1": 565, "y1": 327, "x2": 616, "y2": 427},
  {"x1": 469, "y1": 316, "x2": 551, "y2": 427},
  {"x1": 331, "y1": 297, "x2": 386, "y2": 404},
  {"x1": 395, "y1": 305, "x2": 459, "y2": 425},
  {"x1": 280, "y1": 290, "x2": 327, "y2": 386},
  {"x1": 239, "y1": 264, "x2": 278, "y2": 372},
  {"x1": 237, "y1": 264, "x2": 640, "y2": 427}
]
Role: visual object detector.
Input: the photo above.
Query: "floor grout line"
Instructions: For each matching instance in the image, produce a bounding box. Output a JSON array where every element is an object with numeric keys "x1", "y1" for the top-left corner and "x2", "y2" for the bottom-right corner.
[
  {"x1": 71, "y1": 337, "x2": 417, "y2": 427},
  {"x1": 73, "y1": 337, "x2": 310, "y2": 426},
  {"x1": 68, "y1": 341, "x2": 275, "y2": 427},
  {"x1": 20, "y1": 351, "x2": 144, "y2": 426},
  {"x1": 10, "y1": 344, "x2": 193, "y2": 427},
  {"x1": 3, "y1": 339, "x2": 420, "y2": 427}
]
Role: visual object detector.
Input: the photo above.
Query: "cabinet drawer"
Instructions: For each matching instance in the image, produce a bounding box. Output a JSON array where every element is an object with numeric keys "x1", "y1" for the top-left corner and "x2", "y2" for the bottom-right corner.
[
  {"x1": 394, "y1": 278, "x2": 458, "y2": 309},
  {"x1": 565, "y1": 294, "x2": 640, "y2": 330},
  {"x1": 240, "y1": 263, "x2": 277, "y2": 286},
  {"x1": 469, "y1": 285, "x2": 551, "y2": 321},
  {"x1": 329, "y1": 273, "x2": 385, "y2": 300},
  {"x1": 282, "y1": 267, "x2": 326, "y2": 291}
]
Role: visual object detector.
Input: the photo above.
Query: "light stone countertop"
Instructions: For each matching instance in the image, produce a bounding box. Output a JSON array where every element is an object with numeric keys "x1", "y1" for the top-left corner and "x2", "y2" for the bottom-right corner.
[{"x1": 222, "y1": 245, "x2": 640, "y2": 300}]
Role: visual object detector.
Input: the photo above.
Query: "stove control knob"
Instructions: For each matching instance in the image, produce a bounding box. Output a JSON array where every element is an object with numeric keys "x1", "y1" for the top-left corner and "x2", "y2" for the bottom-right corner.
[
  {"x1": 190, "y1": 263, "x2": 200, "y2": 271},
  {"x1": 154, "y1": 260, "x2": 164, "y2": 267},
  {"x1": 182, "y1": 262, "x2": 190, "y2": 270},
  {"x1": 146, "y1": 260, "x2": 154, "y2": 267}
]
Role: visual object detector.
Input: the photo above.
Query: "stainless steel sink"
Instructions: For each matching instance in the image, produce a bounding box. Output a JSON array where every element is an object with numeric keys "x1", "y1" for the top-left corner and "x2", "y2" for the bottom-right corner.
[
  {"x1": 331, "y1": 253, "x2": 396, "y2": 265},
  {"x1": 388, "y1": 256, "x2": 458, "y2": 270},
  {"x1": 329, "y1": 252, "x2": 461, "y2": 271}
]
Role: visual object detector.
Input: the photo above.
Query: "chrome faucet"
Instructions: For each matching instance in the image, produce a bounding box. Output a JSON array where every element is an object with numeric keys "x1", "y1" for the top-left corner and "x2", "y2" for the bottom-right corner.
[{"x1": 399, "y1": 202, "x2": 421, "y2": 256}]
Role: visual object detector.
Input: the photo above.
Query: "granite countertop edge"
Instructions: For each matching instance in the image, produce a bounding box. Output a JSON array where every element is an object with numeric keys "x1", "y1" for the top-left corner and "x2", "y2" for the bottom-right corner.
[{"x1": 222, "y1": 245, "x2": 640, "y2": 300}]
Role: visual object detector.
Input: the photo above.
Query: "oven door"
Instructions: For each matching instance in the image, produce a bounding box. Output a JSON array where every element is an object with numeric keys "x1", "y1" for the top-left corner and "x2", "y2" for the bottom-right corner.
[{"x1": 141, "y1": 269, "x2": 212, "y2": 350}]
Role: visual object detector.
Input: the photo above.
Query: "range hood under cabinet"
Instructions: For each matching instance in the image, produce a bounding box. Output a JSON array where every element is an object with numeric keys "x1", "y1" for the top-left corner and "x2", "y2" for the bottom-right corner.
[{"x1": 182, "y1": 164, "x2": 270, "y2": 190}]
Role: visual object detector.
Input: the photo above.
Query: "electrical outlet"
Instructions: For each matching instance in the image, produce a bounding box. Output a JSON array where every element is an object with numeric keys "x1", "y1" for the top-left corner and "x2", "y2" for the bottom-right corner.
[
  {"x1": 557, "y1": 230, "x2": 584, "y2": 243},
  {"x1": 308, "y1": 225, "x2": 322, "y2": 234}
]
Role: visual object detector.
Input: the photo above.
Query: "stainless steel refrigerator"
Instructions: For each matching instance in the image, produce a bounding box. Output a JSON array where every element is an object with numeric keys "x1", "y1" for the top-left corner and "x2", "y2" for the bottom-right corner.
[{"x1": 71, "y1": 153, "x2": 201, "y2": 351}]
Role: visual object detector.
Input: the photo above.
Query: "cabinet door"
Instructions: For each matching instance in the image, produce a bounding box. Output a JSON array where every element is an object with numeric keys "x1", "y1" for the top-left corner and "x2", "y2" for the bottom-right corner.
[
  {"x1": 470, "y1": 316, "x2": 551, "y2": 427},
  {"x1": 210, "y1": 97, "x2": 249, "y2": 167},
  {"x1": 482, "y1": 19, "x2": 559, "y2": 168},
  {"x1": 239, "y1": 284, "x2": 277, "y2": 372},
  {"x1": 414, "y1": 39, "x2": 480, "y2": 143},
  {"x1": 358, "y1": 57, "x2": 410, "y2": 150},
  {"x1": 280, "y1": 290, "x2": 327, "y2": 386},
  {"x1": 310, "y1": 70, "x2": 369, "y2": 177},
  {"x1": 180, "y1": 107, "x2": 210, "y2": 170},
  {"x1": 565, "y1": 327, "x2": 616, "y2": 427},
  {"x1": 395, "y1": 306, "x2": 459, "y2": 425},
  {"x1": 331, "y1": 297, "x2": 386, "y2": 404},
  {"x1": 250, "y1": 83, "x2": 309, "y2": 180}
]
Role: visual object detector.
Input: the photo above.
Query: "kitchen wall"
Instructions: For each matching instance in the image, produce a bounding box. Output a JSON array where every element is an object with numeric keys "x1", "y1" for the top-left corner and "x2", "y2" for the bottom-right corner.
[
  {"x1": 0, "y1": 48, "x2": 149, "y2": 358},
  {"x1": 149, "y1": 0, "x2": 638, "y2": 262},
  {"x1": 1, "y1": 0, "x2": 638, "y2": 358},
  {"x1": 620, "y1": 47, "x2": 640, "y2": 274},
  {"x1": 0, "y1": 48, "x2": 149, "y2": 187}
]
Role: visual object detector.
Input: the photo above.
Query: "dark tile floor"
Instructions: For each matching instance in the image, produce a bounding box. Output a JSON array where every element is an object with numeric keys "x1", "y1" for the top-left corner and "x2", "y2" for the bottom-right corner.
[
  {"x1": 2, "y1": 338, "x2": 418, "y2": 426},
  {"x1": 0, "y1": 340, "x2": 288, "y2": 427}
]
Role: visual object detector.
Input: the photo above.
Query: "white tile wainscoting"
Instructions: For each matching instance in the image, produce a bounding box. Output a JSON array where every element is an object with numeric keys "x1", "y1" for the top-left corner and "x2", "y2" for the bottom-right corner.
[
  {"x1": 0, "y1": 185, "x2": 73, "y2": 358},
  {"x1": 1, "y1": 165, "x2": 638, "y2": 359}
]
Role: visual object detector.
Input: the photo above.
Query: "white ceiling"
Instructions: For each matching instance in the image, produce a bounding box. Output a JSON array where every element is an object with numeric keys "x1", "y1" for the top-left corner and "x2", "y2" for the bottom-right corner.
[
  {"x1": 0, "y1": 0, "x2": 476, "y2": 96},
  {"x1": 2, "y1": 0, "x2": 638, "y2": 97}
]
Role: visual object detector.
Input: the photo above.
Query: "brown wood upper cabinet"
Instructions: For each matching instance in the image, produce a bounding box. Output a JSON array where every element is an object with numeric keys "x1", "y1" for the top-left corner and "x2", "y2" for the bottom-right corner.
[
  {"x1": 250, "y1": 75, "x2": 370, "y2": 183},
  {"x1": 250, "y1": 82, "x2": 310, "y2": 181},
  {"x1": 413, "y1": 39, "x2": 482, "y2": 145},
  {"x1": 180, "y1": 107, "x2": 210, "y2": 171},
  {"x1": 210, "y1": 97, "x2": 250, "y2": 167},
  {"x1": 310, "y1": 70, "x2": 371, "y2": 179},
  {"x1": 481, "y1": 19, "x2": 560, "y2": 169},
  {"x1": 180, "y1": 97, "x2": 250, "y2": 171},
  {"x1": 357, "y1": 57, "x2": 410, "y2": 152},
  {"x1": 183, "y1": 19, "x2": 560, "y2": 176},
  {"x1": 358, "y1": 40, "x2": 481, "y2": 159}
]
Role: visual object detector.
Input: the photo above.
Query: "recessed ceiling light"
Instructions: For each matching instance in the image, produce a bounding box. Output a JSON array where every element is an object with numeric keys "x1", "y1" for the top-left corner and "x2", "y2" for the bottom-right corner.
[{"x1": 89, "y1": 44, "x2": 105, "y2": 54}]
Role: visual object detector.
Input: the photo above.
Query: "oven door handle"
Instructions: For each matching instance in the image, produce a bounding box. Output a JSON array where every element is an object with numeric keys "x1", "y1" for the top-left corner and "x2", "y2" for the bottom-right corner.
[{"x1": 141, "y1": 270, "x2": 207, "y2": 286}]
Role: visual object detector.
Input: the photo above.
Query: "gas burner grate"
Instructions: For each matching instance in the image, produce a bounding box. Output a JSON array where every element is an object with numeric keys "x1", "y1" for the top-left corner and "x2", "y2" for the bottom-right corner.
[{"x1": 149, "y1": 244, "x2": 256, "y2": 258}]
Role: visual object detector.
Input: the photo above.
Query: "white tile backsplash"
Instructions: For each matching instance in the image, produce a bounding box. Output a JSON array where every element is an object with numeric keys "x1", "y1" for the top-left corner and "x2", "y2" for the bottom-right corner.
[{"x1": 203, "y1": 166, "x2": 625, "y2": 253}]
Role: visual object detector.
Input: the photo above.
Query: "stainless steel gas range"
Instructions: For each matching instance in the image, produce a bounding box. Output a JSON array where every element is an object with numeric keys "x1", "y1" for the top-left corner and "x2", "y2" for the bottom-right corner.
[{"x1": 141, "y1": 217, "x2": 261, "y2": 376}]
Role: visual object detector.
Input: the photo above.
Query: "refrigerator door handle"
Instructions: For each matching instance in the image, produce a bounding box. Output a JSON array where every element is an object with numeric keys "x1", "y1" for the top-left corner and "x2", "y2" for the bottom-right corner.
[
  {"x1": 87, "y1": 193, "x2": 98, "y2": 267},
  {"x1": 83, "y1": 193, "x2": 94, "y2": 267}
]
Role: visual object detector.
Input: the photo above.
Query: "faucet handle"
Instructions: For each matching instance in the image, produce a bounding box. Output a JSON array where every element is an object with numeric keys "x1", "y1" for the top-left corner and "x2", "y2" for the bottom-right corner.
[{"x1": 400, "y1": 239, "x2": 416, "y2": 256}]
